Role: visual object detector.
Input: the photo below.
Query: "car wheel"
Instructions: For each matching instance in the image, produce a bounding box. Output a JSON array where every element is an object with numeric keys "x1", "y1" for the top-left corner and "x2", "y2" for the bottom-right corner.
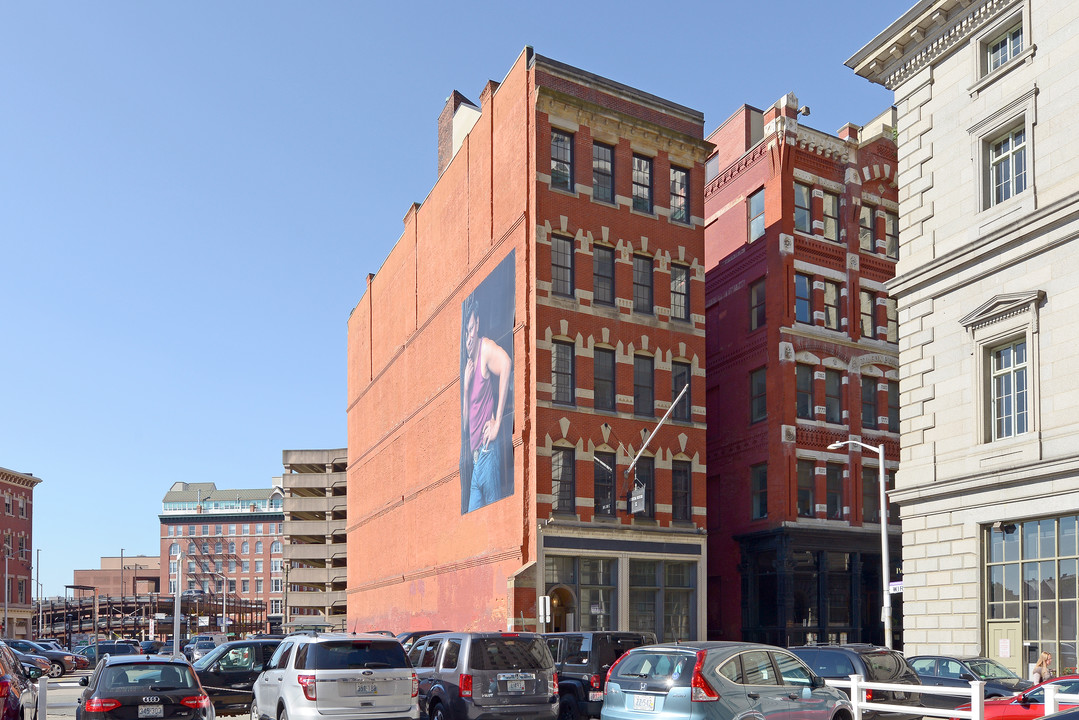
[
  {"x1": 278, "y1": 706, "x2": 288, "y2": 720},
  {"x1": 48, "y1": 662, "x2": 64, "y2": 678},
  {"x1": 431, "y1": 703, "x2": 448, "y2": 720},
  {"x1": 558, "y1": 695, "x2": 580, "y2": 720},
  {"x1": 250, "y1": 700, "x2": 259, "y2": 720}
]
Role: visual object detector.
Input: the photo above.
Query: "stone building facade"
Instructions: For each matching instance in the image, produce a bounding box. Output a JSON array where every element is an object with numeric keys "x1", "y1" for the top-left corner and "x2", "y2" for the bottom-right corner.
[{"x1": 849, "y1": 0, "x2": 1079, "y2": 675}]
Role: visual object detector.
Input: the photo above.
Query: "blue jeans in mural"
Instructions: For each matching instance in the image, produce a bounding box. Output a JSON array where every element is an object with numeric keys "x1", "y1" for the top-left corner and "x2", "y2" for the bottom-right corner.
[{"x1": 467, "y1": 439, "x2": 502, "y2": 512}]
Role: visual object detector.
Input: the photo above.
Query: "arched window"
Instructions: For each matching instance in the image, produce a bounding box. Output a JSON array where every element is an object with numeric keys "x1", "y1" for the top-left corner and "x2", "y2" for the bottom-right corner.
[
  {"x1": 255, "y1": 541, "x2": 263, "y2": 554},
  {"x1": 169, "y1": 543, "x2": 180, "y2": 556},
  {"x1": 271, "y1": 541, "x2": 282, "y2": 554},
  {"x1": 215, "y1": 541, "x2": 222, "y2": 554},
  {"x1": 242, "y1": 542, "x2": 249, "y2": 554},
  {"x1": 229, "y1": 542, "x2": 235, "y2": 554},
  {"x1": 202, "y1": 542, "x2": 210, "y2": 554},
  {"x1": 188, "y1": 542, "x2": 197, "y2": 555}
]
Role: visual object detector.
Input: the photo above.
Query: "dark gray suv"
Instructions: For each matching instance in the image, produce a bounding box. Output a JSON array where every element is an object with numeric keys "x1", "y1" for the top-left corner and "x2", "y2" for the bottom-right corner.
[
  {"x1": 543, "y1": 632, "x2": 656, "y2": 720},
  {"x1": 409, "y1": 632, "x2": 558, "y2": 720},
  {"x1": 789, "y1": 643, "x2": 924, "y2": 720}
]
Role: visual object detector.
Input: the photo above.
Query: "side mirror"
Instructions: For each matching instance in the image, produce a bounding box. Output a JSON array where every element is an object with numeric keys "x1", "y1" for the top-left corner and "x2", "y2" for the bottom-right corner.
[
  {"x1": 27, "y1": 668, "x2": 42, "y2": 681},
  {"x1": 960, "y1": 673, "x2": 976, "y2": 681},
  {"x1": 79, "y1": 677, "x2": 89, "y2": 686},
  {"x1": 811, "y1": 674, "x2": 826, "y2": 689}
]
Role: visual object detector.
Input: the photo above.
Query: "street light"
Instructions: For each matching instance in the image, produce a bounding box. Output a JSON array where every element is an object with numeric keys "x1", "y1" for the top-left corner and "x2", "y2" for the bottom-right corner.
[{"x1": 827, "y1": 438, "x2": 893, "y2": 649}]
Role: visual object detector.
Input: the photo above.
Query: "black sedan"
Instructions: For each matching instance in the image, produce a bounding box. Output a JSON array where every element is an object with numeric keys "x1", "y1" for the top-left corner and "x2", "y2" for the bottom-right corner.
[
  {"x1": 909, "y1": 655, "x2": 1033, "y2": 708},
  {"x1": 5, "y1": 638, "x2": 77, "y2": 678},
  {"x1": 191, "y1": 638, "x2": 281, "y2": 716},
  {"x1": 76, "y1": 654, "x2": 213, "y2": 720}
]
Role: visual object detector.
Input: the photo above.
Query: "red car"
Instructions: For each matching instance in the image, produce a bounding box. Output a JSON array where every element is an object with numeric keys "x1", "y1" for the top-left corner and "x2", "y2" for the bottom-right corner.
[{"x1": 955, "y1": 675, "x2": 1079, "y2": 720}]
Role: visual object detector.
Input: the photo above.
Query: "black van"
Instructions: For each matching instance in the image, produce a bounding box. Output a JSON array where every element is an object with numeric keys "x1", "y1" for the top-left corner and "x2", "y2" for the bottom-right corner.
[{"x1": 543, "y1": 632, "x2": 657, "y2": 720}]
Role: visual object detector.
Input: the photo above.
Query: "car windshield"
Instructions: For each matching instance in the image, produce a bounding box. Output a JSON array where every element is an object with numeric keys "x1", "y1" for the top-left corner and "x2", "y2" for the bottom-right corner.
[
  {"x1": 303, "y1": 640, "x2": 409, "y2": 670},
  {"x1": 967, "y1": 658, "x2": 1021, "y2": 680},
  {"x1": 192, "y1": 644, "x2": 228, "y2": 670},
  {"x1": 99, "y1": 663, "x2": 197, "y2": 691},
  {"x1": 861, "y1": 651, "x2": 918, "y2": 683},
  {"x1": 469, "y1": 637, "x2": 554, "y2": 671},
  {"x1": 611, "y1": 650, "x2": 694, "y2": 687}
]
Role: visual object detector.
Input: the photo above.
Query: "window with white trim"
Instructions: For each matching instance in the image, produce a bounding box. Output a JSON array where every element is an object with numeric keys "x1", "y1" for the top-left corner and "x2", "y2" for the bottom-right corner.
[
  {"x1": 990, "y1": 126, "x2": 1027, "y2": 207},
  {"x1": 987, "y1": 23, "x2": 1023, "y2": 73},
  {"x1": 794, "y1": 183, "x2": 812, "y2": 233},
  {"x1": 992, "y1": 339, "x2": 1028, "y2": 440}
]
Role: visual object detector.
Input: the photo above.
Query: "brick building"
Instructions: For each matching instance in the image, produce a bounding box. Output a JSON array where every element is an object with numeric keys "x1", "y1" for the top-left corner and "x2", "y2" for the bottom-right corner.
[
  {"x1": 72, "y1": 554, "x2": 161, "y2": 597},
  {"x1": 347, "y1": 48, "x2": 711, "y2": 637},
  {"x1": 703, "y1": 93, "x2": 900, "y2": 645},
  {"x1": 0, "y1": 466, "x2": 39, "y2": 638},
  {"x1": 159, "y1": 481, "x2": 285, "y2": 633}
]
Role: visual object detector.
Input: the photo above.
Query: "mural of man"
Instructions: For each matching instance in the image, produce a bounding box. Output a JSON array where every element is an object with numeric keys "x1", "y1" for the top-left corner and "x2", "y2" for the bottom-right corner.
[{"x1": 461, "y1": 293, "x2": 512, "y2": 512}]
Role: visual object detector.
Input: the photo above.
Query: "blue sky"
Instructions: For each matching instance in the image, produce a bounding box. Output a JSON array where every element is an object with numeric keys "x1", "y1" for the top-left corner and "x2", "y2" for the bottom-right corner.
[{"x1": 1, "y1": 1, "x2": 910, "y2": 597}]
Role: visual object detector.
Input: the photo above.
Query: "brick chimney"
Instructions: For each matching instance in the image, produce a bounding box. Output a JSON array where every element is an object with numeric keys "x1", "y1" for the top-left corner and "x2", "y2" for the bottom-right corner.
[{"x1": 438, "y1": 90, "x2": 478, "y2": 176}]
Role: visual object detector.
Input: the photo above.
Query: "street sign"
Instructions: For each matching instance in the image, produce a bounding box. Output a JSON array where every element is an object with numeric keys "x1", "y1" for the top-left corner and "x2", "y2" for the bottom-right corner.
[
  {"x1": 630, "y1": 485, "x2": 646, "y2": 514},
  {"x1": 889, "y1": 581, "x2": 904, "y2": 594}
]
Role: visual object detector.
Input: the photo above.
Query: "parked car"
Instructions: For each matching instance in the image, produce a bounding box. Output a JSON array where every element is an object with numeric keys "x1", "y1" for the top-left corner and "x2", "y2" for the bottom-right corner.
[
  {"x1": 601, "y1": 640, "x2": 852, "y2": 720},
  {"x1": 788, "y1": 643, "x2": 924, "y2": 720},
  {"x1": 252, "y1": 631, "x2": 418, "y2": 720},
  {"x1": 397, "y1": 630, "x2": 450, "y2": 654},
  {"x1": 409, "y1": 631, "x2": 557, "y2": 720},
  {"x1": 187, "y1": 641, "x2": 218, "y2": 662},
  {"x1": 77, "y1": 642, "x2": 142, "y2": 665},
  {"x1": 33, "y1": 640, "x2": 68, "y2": 653},
  {"x1": 140, "y1": 640, "x2": 166, "y2": 655},
  {"x1": 191, "y1": 638, "x2": 281, "y2": 716},
  {"x1": 953, "y1": 675, "x2": 1079, "y2": 720},
  {"x1": 75, "y1": 653, "x2": 214, "y2": 720},
  {"x1": 544, "y1": 631, "x2": 656, "y2": 720},
  {"x1": 5, "y1": 638, "x2": 77, "y2": 678},
  {"x1": 910, "y1": 655, "x2": 1032, "y2": 707},
  {"x1": 72, "y1": 652, "x2": 92, "y2": 670},
  {"x1": 0, "y1": 641, "x2": 40, "y2": 720},
  {"x1": 11, "y1": 648, "x2": 49, "y2": 677}
]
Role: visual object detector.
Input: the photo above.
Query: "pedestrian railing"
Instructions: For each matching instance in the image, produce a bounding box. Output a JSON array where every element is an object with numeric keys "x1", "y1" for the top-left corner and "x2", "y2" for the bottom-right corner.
[{"x1": 827, "y1": 676, "x2": 1079, "y2": 720}]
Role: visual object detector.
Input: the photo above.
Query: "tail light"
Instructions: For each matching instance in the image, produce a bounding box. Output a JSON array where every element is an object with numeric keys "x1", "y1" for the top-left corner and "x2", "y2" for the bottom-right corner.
[
  {"x1": 0, "y1": 680, "x2": 9, "y2": 699},
  {"x1": 298, "y1": 674, "x2": 317, "y2": 701},
  {"x1": 690, "y1": 650, "x2": 719, "y2": 702},
  {"x1": 411, "y1": 672, "x2": 419, "y2": 698},
  {"x1": 181, "y1": 695, "x2": 212, "y2": 710},
  {"x1": 605, "y1": 654, "x2": 628, "y2": 693},
  {"x1": 85, "y1": 698, "x2": 122, "y2": 712},
  {"x1": 589, "y1": 674, "x2": 602, "y2": 691},
  {"x1": 460, "y1": 673, "x2": 473, "y2": 698},
  {"x1": 550, "y1": 672, "x2": 558, "y2": 696},
  {"x1": 865, "y1": 688, "x2": 874, "y2": 702}
]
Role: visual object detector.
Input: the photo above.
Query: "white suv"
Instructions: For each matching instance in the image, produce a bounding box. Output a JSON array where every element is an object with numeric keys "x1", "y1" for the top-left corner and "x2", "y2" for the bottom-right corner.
[{"x1": 252, "y1": 632, "x2": 419, "y2": 720}]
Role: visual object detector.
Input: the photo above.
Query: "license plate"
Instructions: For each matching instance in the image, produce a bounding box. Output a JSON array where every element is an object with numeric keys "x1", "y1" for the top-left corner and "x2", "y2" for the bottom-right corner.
[
  {"x1": 138, "y1": 706, "x2": 164, "y2": 719},
  {"x1": 632, "y1": 694, "x2": 655, "y2": 711},
  {"x1": 507, "y1": 680, "x2": 525, "y2": 692},
  {"x1": 589, "y1": 691, "x2": 603, "y2": 702},
  {"x1": 357, "y1": 683, "x2": 378, "y2": 695}
]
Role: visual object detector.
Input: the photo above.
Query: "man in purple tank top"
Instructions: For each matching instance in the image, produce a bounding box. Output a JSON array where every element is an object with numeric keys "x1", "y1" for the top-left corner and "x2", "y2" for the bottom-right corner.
[{"x1": 461, "y1": 295, "x2": 511, "y2": 512}]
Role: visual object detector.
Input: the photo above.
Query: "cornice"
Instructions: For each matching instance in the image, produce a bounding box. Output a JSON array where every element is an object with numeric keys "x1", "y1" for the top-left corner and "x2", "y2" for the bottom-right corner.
[{"x1": 0, "y1": 468, "x2": 42, "y2": 489}]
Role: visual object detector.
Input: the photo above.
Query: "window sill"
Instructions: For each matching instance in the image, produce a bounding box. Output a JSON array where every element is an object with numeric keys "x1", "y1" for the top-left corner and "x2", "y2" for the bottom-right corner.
[
  {"x1": 974, "y1": 189, "x2": 1036, "y2": 238},
  {"x1": 591, "y1": 196, "x2": 618, "y2": 209},
  {"x1": 548, "y1": 184, "x2": 578, "y2": 198},
  {"x1": 629, "y1": 207, "x2": 656, "y2": 219},
  {"x1": 969, "y1": 45, "x2": 1036, "y2": 97}
]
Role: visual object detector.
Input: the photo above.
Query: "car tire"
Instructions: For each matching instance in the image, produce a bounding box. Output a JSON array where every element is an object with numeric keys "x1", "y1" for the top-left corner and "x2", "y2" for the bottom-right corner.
[
  {"x1": 278, "y1": 706, "x2": 288, "y2": 720},
  {"x1": 559, "y1": 695, "x2": 581, "y2": 720},
  {"x1": 48, "y1": 661, "x2": 64, "y2": 678},
  {"x1": 250, "y1": 700, "x2": 259, "y2": 720},
  {"x1": 431, "y1": 703, "x2": 448, "y2": 720}
]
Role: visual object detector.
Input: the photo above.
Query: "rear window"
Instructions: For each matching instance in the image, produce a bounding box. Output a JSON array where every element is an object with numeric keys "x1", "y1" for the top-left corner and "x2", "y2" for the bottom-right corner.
[
  {"x1": 303, "y1": 640, "x2": 410, "y2": 670},
  {"x1": 100, "y1": 663, "x2": 197, "y2": 691},
  {"x1": 610, "y1": 651, "x2": 694, "y2": 687},
  {"x1": 861, "y1": 651, "x2": 918, "y2": 683},
  {"x1": 469, "y1": 637, "x2": 554, "y2": 671}
]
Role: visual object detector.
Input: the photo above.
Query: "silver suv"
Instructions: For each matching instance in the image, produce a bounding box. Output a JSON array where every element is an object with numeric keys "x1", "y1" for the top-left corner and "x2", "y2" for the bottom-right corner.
[{"x1": 251, "y1": 632, "x2": 419, "y2": 720}]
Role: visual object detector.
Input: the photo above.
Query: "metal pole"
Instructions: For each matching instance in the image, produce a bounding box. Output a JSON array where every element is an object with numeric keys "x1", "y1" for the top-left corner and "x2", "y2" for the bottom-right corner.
[
  {"x1": 4, "y1": 548, "x2": 9, "y2": 637},
  {"x1": 878, "y1": 442, "x2": 893, "y2": 649},
  {"x1": 36, "y1": 549, "x2": 41, "y2": 635},
  {"x1": 120, "y1": 548, "x2": 124, "y2": 606},
  {"x1": 172, "y1": 552, "x2": 182, "y2": 654}
]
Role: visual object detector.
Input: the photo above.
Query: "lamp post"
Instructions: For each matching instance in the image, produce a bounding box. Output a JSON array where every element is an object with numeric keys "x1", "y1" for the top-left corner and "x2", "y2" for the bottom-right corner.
[{"x1": 828, "y1": 438, "x2": 892, "y2": 649}]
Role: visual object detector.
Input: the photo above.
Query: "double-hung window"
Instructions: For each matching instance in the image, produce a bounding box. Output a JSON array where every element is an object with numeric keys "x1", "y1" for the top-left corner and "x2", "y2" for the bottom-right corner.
[
  {"x1": 795, "y1": 273, "x2": 813, "y2": 324},
  {"x1": 797, "y1": 460, "x2": 815, "y2": 518},
  {"x1": 552, "y1": 447, "x2": 575, "y2": 513},
  {"x1": 824, "y1": 369, "x2": 843, "y2": 424},
  {"x1": 670, "y1": 264, "x2": 689, "y2": 321},
  {"x1": 751, "y1": 464, "x2": 767, "y2": 520},
  {"x1": 632, "y1": 155, "x2": 653, "y2": 213},
  {"x1": 551, "y1": 235, "x2": 574, "y2": 297},
  {"x1": 992, "y1": 339, "x2": 1028, "y2": 439},
  {"x1": 860, "y1": 290, "x2": 876, "y2": 338},
  {"x1": 988, "y1": 23, "x2": 1023, "y2": 72},
  {"x1": 749, "y1": 278, "x2": 766, "y2": 330},
  {"x1": 670, "y1": 166, "x2": 689, "y2": 223},
  {"x1": 826, "y1": 464, "x2": 844, "y2": 520},
  {"x1": 990, "y1": 127, "x2": 1027, "y2": 206},
  {"x1": 888, "y1": 380, "x2": 900, "y2": 432},
  {"x1": 822, "y1": 192, "x2": 839, "y2": 242},
  {"x1": 593, "y1": 348, "x2": 616, "y2": 411},
  {"x1": 592, "y1": 142, "x2": 614, "y2": 203},
  {"x1": 593, "y1": 245, "x2": 615, "y2": 305},
  {"x1": 796, "y1": 365, "x2": 814, "y2": 420},
  {"x1": 552, "y1": 341, "x2": 575, "y2": 405},
  {"x1": 635, "y1": 457, "x2": 655, "y2": 518},
  {"x1": 886, "y1": 297, "x2": 898, "y2": 342},
  {"x1": 594, "y1": 451, "x2": 616, "y2": 516},
  {"x1": 671, "y1": 361, "x2": 691, "y2": 422},
  {"x1": 748, "y1": 188, "x2": 765, "y2": 242},
  {"x1": 861, "y1": 376, "x2": 879, "y2": 430},
  {"x1": 634, "y1": 354, "x2": 654, "y2": 416},
  {"x1": 750, "y1": 367, "x2": 767, "y2": 423},
  {"x1": 551, "y1": 130, "x2": 573, "y2": 191},
  {"x1": 884, "y1": 211, "x2": 899, "y2": 259},
  {"x1": 672, "y1": 461, "x2": 691, "y2": 522},
  {"x1": 794, "y1": 183, "x2": 812, "y2": 233},
  {"x1": 859, "y1": 204, "x2": 876, "y2": 252},
  {"x1": 633, "y1": 255, "x2": 653, "y2": 313},
  {"x1": 823, "y1": 281, "x2": 840, "y2": 330}
]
